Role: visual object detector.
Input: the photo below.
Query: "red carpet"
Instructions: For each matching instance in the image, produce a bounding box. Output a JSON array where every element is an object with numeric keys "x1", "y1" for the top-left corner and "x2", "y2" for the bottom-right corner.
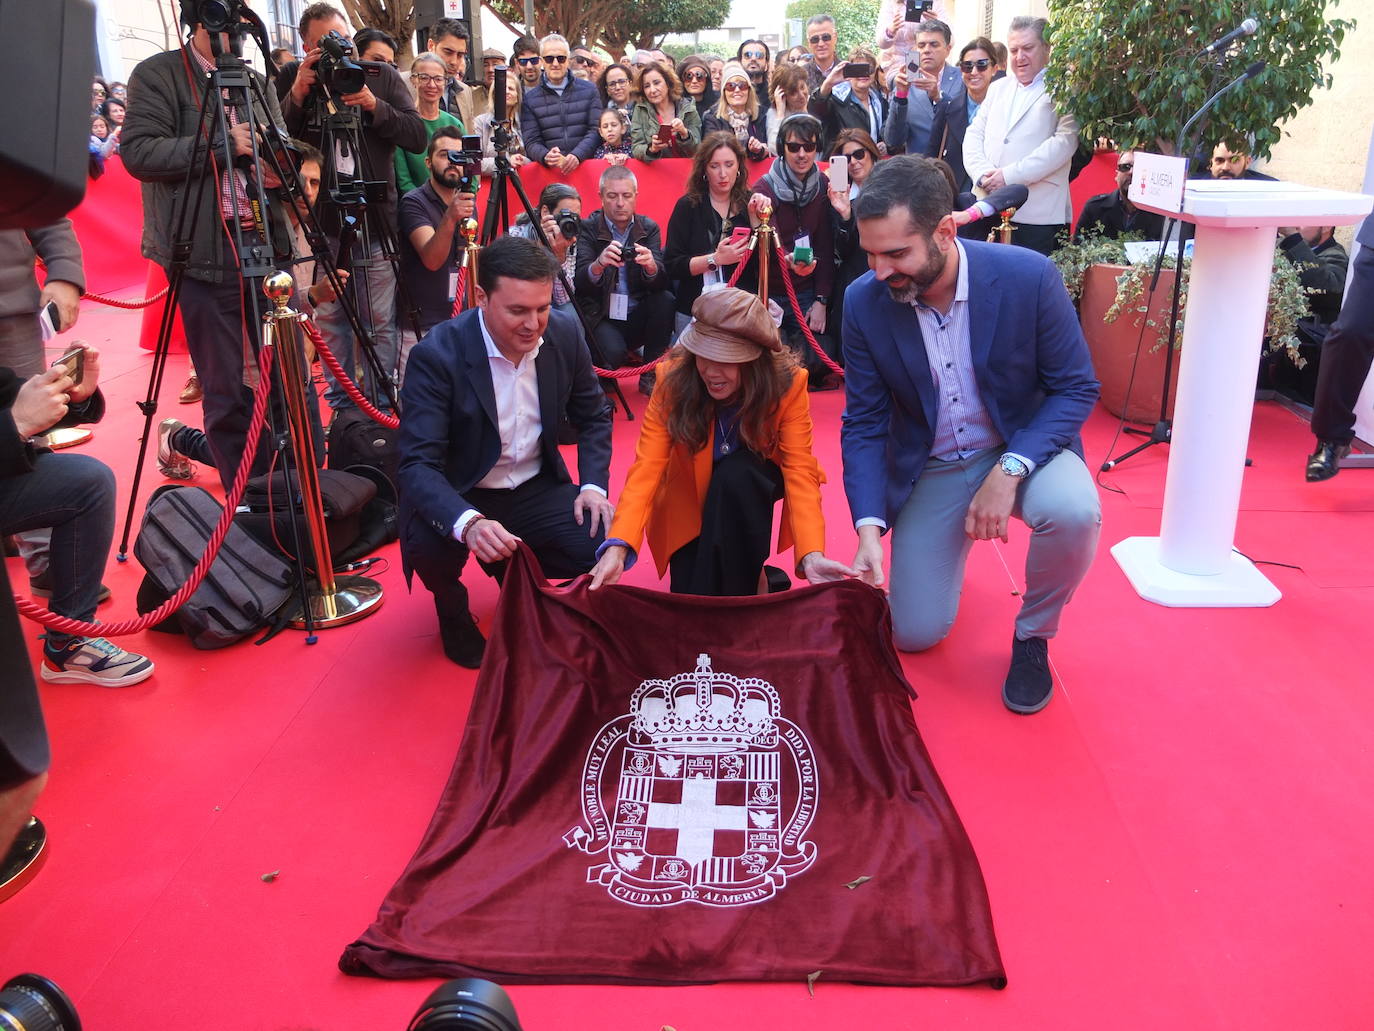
[{"x1": 4, "y1": 277, "x2": 1374, "y2": 1027}]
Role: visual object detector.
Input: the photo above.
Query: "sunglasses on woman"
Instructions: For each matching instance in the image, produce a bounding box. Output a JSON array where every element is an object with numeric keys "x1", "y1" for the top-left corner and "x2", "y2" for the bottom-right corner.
[
  {"x1": 684, "y1": 71, "x2": 708, "y2": 81},
  {"x1": 723, "y1": 81, "x2": 750, "y2": 93},
  {"x1": 784, "y1": 140, "x2": 817, "y2": 154},
  {"x1": 841, "y1": 149, "x2": 870, "y2": 162},
  {"x1": 960, "y1": 59, "x2": 992, "y2": 72}
]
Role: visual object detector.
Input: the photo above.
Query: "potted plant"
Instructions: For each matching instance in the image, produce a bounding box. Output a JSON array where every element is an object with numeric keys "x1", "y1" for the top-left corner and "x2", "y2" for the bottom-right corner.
[
  {"x1": 1046, "y1": 0, "x2": 1353, "y2": 161},
  {"x1": 1052, "y1": 233, "x2": 1310, "y2": 422}
]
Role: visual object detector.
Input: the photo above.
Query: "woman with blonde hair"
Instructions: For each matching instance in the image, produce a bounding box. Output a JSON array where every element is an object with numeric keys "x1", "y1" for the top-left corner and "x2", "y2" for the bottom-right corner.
[
  {"x1": 589, "y1": 288, "x2": 854, "y2": 596},
  {"x1": 471, "y1": 72, "x2": 527, "y2": 176},
  {"x1": 700, "y1": 63, "x2": 768, "y2": 162},
  {"x1": 394, "y1": 52, "x2": 464, "y2": 194}
]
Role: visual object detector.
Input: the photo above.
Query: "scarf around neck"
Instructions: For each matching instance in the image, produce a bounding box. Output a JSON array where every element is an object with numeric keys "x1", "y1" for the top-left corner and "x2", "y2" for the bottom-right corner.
[{"x1": 760, "y1": 154, "x2": 819, "y2": 207}]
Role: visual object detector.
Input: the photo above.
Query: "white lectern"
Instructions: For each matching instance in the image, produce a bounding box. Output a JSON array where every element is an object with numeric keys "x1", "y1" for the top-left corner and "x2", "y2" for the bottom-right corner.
[{"x1": 1112, "y1": 179, "x2": 1374, "y2": 607}]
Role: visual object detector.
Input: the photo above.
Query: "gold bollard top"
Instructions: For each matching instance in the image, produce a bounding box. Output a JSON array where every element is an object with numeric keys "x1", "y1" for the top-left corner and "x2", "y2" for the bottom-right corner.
[
  {"x1": 758, "y1": 202, "x2": 773, "y2": 227},
  {"x1": 263, "y1": 271, "x2": 296, "y2": 313},
  {"x1": 460, "y1": 217, "x2": 479, "y2": 244}
]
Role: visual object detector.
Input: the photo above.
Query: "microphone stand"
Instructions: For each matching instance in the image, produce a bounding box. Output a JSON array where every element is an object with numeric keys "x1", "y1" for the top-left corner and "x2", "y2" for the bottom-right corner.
[{"x1": 1102, "y1": 59, "x2": 1264, "y2": 471}]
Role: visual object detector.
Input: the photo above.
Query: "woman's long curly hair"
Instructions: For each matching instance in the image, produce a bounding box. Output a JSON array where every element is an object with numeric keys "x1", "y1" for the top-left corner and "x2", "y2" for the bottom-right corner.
[{"x1": 657, "y1": 344, "x2": 799, "y2": 455}]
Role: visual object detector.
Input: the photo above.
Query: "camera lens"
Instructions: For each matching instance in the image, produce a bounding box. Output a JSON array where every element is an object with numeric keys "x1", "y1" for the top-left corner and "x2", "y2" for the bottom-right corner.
[
  {"x1": 0, "y1": 973, "x2": 82, "y2": 1030},
  {"x1": 407, "y1": 978, "x2": 521, "y2": 1031}
]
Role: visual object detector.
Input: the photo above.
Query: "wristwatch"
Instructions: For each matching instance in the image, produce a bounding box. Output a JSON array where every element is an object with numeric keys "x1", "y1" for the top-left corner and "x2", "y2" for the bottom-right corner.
[
  {"x1": 706, "y1": 254, "x2": 719, "y2": 273},
  {"x1": 999, "y1": 454, "x2": 1030, "y2": 478},
  {"x1": 815, "y1": 295, "x2": 830, "y2": 306}
]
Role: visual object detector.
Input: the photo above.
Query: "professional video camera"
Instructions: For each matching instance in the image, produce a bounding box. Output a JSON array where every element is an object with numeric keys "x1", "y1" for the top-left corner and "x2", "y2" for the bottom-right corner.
[
  {"x1": 316, "y1": 29, "x2": 385, "y2": 96},
  {"x1": 445, "y1": 135, "x2": 485, "y2": 194}
]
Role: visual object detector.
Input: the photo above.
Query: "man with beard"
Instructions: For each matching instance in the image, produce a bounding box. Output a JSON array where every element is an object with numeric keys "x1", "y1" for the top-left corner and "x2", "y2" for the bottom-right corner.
[
  {"x1": 1204, "y1": 142, "x2": 1278, "y2": 182},
  {"x1": 840, "y1": 156, "x2": 1100, "y2": 715},
  {"x1": 737, "y1": 39, "x2": 772, "y2": 112},
  {"x1": 398, "y1": 128, "x2": 479, "y2": 337}
]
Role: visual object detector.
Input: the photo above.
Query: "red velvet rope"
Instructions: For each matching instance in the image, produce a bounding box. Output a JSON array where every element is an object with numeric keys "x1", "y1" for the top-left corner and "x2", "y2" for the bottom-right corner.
[
  {"x1": 772, "y1": 243, "x2": 845, "y2": 379},
  {"x1": 302, "y1": 320, "x2": 401, "y2": 430},
  {"x1": 84, "y1": 286, "x2": 170, "y2": 310},
  {"x1": 12, "y1": 346, "x2": 278, "y2": 636}
]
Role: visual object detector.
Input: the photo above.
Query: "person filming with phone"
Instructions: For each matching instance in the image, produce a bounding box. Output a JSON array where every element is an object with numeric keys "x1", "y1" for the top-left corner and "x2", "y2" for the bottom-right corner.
[
  {"x1": 883, "y1": 18, "x2": 962, "y2": 156},
  {"x1": 810, "y1": 48, "x2": 888, "y2": 154}
]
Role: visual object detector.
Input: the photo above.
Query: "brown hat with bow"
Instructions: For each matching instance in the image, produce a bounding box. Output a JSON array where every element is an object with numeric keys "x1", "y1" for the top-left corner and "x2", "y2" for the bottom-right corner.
[{"x1": 677, "y1": 288, "x2": 783, "y2": 364}]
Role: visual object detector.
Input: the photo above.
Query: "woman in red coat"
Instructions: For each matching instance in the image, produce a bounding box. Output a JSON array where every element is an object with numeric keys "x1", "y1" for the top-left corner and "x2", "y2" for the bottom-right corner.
[{"x1": 589, "y1": 288, "x2": 853, "y2": 595}]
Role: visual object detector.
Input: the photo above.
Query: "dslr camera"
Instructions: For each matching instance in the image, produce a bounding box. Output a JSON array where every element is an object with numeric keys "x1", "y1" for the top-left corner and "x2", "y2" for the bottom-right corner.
[
  {"x1": 317, "y1": 29, "x2": 383, "y2": 96},
  {"x1": 553, "y1": 209, "x2": 581, "y2": 240}
]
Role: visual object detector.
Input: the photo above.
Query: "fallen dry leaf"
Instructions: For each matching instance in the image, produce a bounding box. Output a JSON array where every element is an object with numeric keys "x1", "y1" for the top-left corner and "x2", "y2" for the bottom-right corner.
[
  {"x1": 806, "y1": 970, "x2": 822, "y2": 997},
  {"x1": 261, "y1": 870, "x2": 280, "y2": 882},
  {"x1": 844, "y1": 875, "x2": 873, "y2": 890}
]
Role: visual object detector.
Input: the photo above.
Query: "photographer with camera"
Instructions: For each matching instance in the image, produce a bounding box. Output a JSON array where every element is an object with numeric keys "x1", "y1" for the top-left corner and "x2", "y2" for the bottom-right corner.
[
  {"x1": 123, "y1": 6, "x2": 312, "y2": 492},
  {"x1": 509, "y1": 182, "x2": 582, "y2": 314},
  {"x1": 280, "y1": 3, "x2": 426, "y2": 416},
  {"x1": 398, "y1": 128, "x2": 479, "y2": 342}
]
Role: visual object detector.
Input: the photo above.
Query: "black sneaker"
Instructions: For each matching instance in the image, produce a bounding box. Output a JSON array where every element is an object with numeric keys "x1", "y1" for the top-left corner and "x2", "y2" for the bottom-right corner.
[{"x1": 1002, "y1": 635, "x2": 1053, "y2": 714}]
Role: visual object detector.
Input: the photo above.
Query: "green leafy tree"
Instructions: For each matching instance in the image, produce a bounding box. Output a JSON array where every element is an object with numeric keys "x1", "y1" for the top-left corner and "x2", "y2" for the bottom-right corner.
[
  {"x1": 1046, "y1": 0, "x2": 1353, "y2": 159},
  {"x1": 602, "y1": 0, "x2": 735, "y2": 54},
  {"x1": 784, "y1": 0, "x2": 883, "y2": 58},
  {"x1": 487, "y1": 0, "x2": 732, "y2": 58}
]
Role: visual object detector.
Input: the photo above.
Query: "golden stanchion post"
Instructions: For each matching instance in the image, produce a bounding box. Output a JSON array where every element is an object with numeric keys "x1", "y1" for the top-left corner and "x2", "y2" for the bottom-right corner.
[
  {"x1": 261, "y1": 273, "x2": 384, "y2": 629},
  {"x1": 460, "y1": 217, "x2": 480, "y2": 308},
  {"x1": 988, "y1": 207, "x2": 1019, "y2": 244},
  {"x1": 754, "y1": 202, "x2": 774, "y2": 302}
]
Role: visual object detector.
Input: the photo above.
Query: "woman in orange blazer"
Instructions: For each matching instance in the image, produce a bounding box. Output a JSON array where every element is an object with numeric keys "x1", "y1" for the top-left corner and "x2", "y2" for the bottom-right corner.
[{"x1": 589, "y1": 288, "x2": 854, "y2": 595}]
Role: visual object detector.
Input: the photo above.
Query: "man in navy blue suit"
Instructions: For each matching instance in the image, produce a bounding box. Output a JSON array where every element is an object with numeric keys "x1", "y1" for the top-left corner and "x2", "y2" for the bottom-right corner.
[
  {"x1": 398, "y1": 236, "x2": 614, "y2": 668},
  {"x1": 841, "y1": 156, "x2": 1101, "y2": 714}
]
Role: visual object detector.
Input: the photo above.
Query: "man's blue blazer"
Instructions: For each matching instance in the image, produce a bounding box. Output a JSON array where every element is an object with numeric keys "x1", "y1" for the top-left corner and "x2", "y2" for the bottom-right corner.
[{"x1": 840, "y1": 239, "x2": 1098, "y2": 527}]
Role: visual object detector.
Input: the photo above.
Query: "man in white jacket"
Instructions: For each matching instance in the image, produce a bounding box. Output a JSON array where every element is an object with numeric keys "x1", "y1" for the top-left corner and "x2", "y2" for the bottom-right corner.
[{"x1": 963, "y1": 16, "x2": 1078, "y2": 255}]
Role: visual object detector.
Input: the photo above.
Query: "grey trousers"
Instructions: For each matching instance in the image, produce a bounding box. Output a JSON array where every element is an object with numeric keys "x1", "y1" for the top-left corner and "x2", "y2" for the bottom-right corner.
[
  {"x1": 888, "y1": 446, "x2": 1101, "y2": 652},
  {"x1": 314, "y1": 239, "x2": 400, "y2": 412}
]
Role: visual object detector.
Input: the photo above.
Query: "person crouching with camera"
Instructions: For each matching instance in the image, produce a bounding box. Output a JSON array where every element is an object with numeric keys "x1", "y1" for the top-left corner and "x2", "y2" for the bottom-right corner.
[
  {"x1": 397, "y1": 128, "x2": 478, "y2": 378},
  {"x1": 588, "y1": 288, "x2": 854, "y2": 596},
  {"x1": 508, "y1": 182, "x2": 582, "y2": 316}
]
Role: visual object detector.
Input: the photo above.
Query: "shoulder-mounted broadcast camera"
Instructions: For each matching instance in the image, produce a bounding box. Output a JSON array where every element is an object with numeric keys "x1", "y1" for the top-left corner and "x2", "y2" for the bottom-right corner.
[{"x1": 317, "y1": 29, "x2": 385, "y2": 96}]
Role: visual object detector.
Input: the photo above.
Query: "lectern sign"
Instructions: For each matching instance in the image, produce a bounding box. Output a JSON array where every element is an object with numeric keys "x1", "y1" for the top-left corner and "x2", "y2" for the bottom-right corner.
[{"x1": 1130, "y1": 152, "x2": 1188, "y2": 213}]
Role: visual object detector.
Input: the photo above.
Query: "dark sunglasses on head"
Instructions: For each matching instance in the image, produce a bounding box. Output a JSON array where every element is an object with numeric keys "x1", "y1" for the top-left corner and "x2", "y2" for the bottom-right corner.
[
  {"x1": 808, "y1": 33, "x2": 833, "y2": 44},
  {"x1": 960, "y1": 59, "x2": 992, "y2": 72},
  {"x1": 1117, "y1": 162, "x2": 1134, "y2": 172},
  {"x1": 841, "y1": 149, "x2": 869, "y2": 162},
  {"x1": 516, "y1": 56, "x2": 541, "y2": 65},
  {"x1": 542, "y1": 54, "x2": 568, "y2": 64},
  {"x1": 684, "y1": 70, "x2": 708, "y2": 81},
  {"x1": 784, "y1": 140, "x2": 818, "y2": 153}
]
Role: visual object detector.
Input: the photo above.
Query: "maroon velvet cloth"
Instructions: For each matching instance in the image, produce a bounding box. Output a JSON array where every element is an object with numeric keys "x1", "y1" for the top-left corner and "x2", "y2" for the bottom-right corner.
[{"x1": 340, "y1": 548, "x2": 1006, "y2": 987}]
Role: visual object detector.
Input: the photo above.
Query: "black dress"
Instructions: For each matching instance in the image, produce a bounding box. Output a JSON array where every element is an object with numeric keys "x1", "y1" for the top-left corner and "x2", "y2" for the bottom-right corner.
[{"x1": 663, "y1": 194, "x2": 754, "y2": 318}]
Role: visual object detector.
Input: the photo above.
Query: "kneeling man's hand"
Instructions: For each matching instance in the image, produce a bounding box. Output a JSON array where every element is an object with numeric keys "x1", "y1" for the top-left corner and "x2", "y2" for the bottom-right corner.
[
  {"x1": 965, "y1": 469, "x2": 1018, "y2": 542},
  {"x1": 573, "y1": 488, "x2": 614, "y2": 536},
  {"x1": 800, "y1": 552, "x2": 857, "y2": 584},
  {"x1": 465, "y1": 518, "x2": 522, "y2": 563}
]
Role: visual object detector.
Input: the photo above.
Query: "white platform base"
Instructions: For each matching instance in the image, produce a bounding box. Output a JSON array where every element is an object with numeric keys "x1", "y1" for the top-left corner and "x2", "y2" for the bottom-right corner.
[{"x1": 1111, "y1": 536, "x2": 1282, "y2": 608}]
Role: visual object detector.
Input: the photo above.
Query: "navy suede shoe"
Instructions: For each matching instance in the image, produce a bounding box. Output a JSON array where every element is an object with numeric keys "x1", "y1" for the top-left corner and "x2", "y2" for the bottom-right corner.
[{"x1": 1002, "y1": 635, "x2": 1052, "y2": 714}]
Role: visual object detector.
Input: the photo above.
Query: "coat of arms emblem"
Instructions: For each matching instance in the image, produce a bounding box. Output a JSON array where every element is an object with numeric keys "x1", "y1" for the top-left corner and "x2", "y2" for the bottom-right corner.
[{"x1": 564, "y1": 654, "x2": 818, "y2": 907}]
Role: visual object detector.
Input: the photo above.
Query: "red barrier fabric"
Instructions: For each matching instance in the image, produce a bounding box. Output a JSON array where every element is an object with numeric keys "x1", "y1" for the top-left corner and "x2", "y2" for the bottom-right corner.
[
  {"x1": 68, "y1": 157, "x2": 147, "y2": 295},
  {"x1": 340, "y1": 546, "x2": 1006, "y2": 987}
]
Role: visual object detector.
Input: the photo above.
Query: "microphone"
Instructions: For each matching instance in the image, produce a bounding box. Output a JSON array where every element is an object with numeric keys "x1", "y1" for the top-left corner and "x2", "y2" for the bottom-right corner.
[
  {"x1": 1199, "y1": 17, "x2": 1259, "y2": 57},
  {"x1": 1174, "y1": 61, "x2": 1265, "y2": 157}
]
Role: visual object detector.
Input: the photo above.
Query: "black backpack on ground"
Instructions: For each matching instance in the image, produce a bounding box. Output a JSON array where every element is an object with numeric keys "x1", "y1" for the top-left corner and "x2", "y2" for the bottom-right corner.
[{"x1": 134, "y1": 485, "x2": 295, "y2": 649}]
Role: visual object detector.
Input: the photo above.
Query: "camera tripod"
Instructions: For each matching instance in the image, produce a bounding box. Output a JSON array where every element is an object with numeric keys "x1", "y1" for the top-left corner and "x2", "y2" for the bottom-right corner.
[
  {"x1": 117, "y1": 10, "x2": 383, "y2": 633},
  {"x1": 480, "y1": 107, "x2": 634, "y2": 420}
]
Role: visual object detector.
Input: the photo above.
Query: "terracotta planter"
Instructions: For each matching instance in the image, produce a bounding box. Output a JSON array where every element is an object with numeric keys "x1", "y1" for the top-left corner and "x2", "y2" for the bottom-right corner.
[{"x1": 1080, "y1": 263, "x2": 1181, "y2": 424}]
